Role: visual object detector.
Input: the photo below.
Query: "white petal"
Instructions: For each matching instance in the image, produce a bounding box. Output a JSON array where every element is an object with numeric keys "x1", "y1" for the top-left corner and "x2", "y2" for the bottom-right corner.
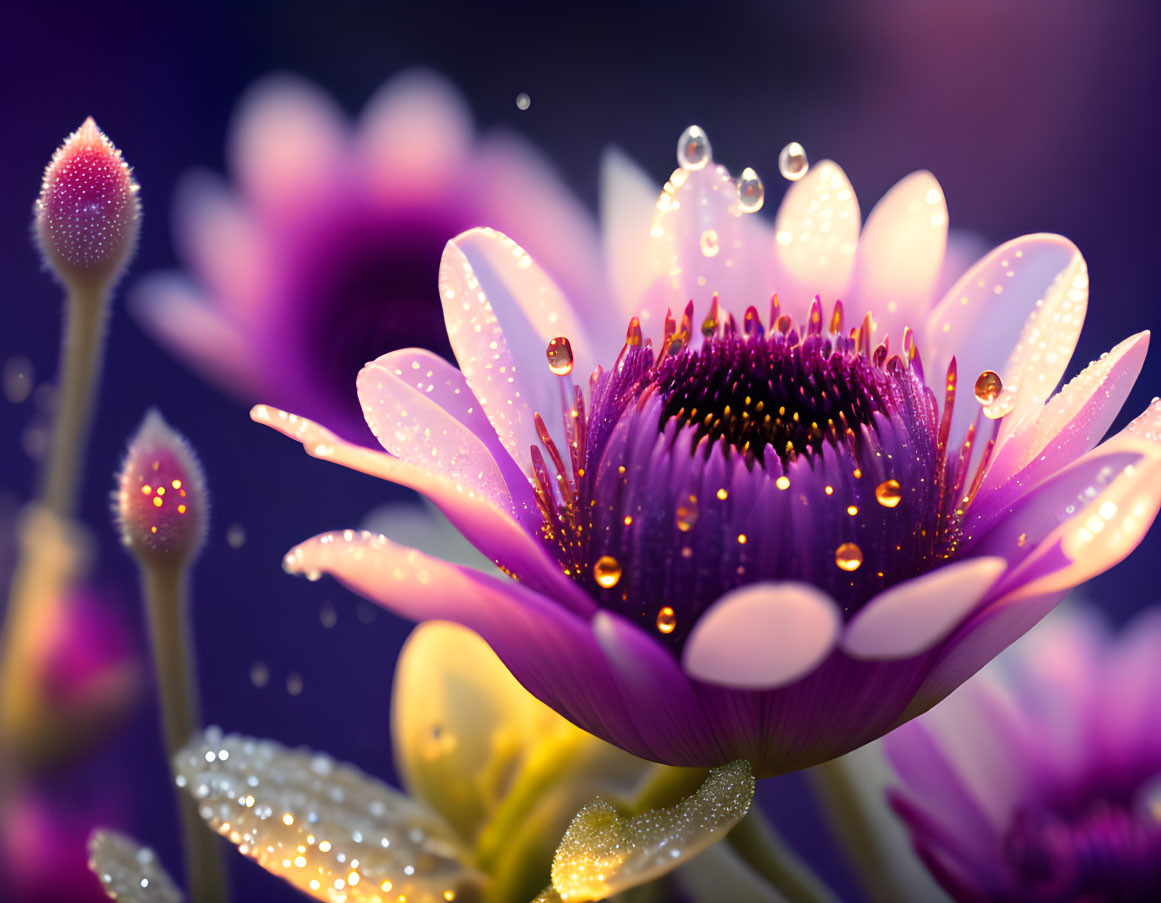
[
  {"x1": 850, "y1": 171, "x2": 948, "y2": 345},
  {"x1": 88, "y1": 830, "x2": 182, "y2": 903},
  {"x1": 772, "y1": 159, "x2": 860, "y2": 320},
  {"x1": 682, "y1": 583, "x2": 841, "y2": 689},
  {"x1": 842, "y1": 557, "x2": 1008, "y2": 660},
  {"x1": 176, "y1": 728, "x2": 484, "y2": 903}
]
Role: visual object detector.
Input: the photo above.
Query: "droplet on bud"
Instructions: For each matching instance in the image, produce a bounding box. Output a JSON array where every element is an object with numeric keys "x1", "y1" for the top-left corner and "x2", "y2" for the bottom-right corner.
[
  {"x1": 974, "y1": 370, "x2": 1003, "y2": 405},
  {"x1": 656, "y1": 606, "x2": 677, "y2": 634},
  {"x1": 546, "y1": 336, "x2": 574, "y2": 375},
  {"x1": 593, "y1": 555, "x2": 622, "y2": 589},
  {"x1": 677, "y1": 125, "x2": 712, "y2": 171},
  {"x1": 875, "y1": 479, "x2": 903, "y2": 508},
  {"x1": 778, "y1": 142, "x2": 809, "y2": 181},
  {"x1": 35, "y1": 117, "x2": 141, "y2": 288},
  {"x1": 114, "y1": 410, "x2": 207, "y2": 564},
  {"x1": 835, "y1": 542, "x2": 863, "y2": 572},
  {"x1": 736, "y1": 167, "x2": 765, "y2": 212}
]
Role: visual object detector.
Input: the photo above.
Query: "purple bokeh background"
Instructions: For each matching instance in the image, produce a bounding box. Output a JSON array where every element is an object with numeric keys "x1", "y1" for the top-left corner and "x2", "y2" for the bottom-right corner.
[{"x1": 2, "y1": 2, "x2": 1159, "y2": 900}]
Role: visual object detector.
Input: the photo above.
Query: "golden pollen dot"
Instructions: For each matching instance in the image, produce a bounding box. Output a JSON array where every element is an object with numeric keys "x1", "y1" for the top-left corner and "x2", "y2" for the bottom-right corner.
[
  {"x1": 656, "y1": 606, "x2": 677, "y2": 634},
  {"x1": 835, "y1": 542, "x2": 863, "y2": 572},
  {"x1": 875, "y1": 479, "x2": 903, "y2": 508},
  {"x1": 852, "y1": 468, "x2": 862, "y2": 479},
  {"x1": 775, "y1": 476, "x2": 790, "y2": 490},
  {"x1": 847, "y1": 505, "x2": 859, "y2": 516},
  {"x1": 716, "y1": 488, "x2": 728, "y2": 500},
  {"x1": 141, "y1": 485, "x2": 152, "y2": 495},
  {"x1": 282, "y1": 813, "x2": 294, "y2": 826},
  {"x1": 593, "y1": 555, "x2": 622, "y2": 589},
  {"x1": 178, "y1": 504, "x2": 187, "y2": 514},
  {"x1": 623, "y1": 515, "x2": 633, "y2": 526},
  {"x1": 737, "y1": 533, "x2": 748, "y2": 544},
  {"x1": 171, "y1": 479, "x2": 182, "y2": 489},
  {"x1": 974, "y1": 369, "x2": 1003, "y2": 405},
  {"x1": 824, "y1": 485, "x2": 834, "y2": 495},
  {"x1": 545, "y1": 336, "x2": 574, "y2": 375},
  {"x1": 444, "y1": 893, "x2": 456, "y2": 902},
  {"x1": 150, "y1": 526, "x2": 158, "y2": 534},
  {"x1": 156, "y1": 486, "x2": 165, "y2": 495},
  {"x1": 153, "y1": 496, "x2": 163, "y2": 508}
]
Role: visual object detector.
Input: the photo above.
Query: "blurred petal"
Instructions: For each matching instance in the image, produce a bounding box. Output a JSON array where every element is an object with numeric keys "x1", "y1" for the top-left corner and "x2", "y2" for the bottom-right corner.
[
  {"x1": 682, "y1": 583, "x2": 841, "y2": 689},
  {"x1": 601, "y1": 146, "x2": 662, "y2": 323},
  {"x1": 87, "y1": 830, "x2": 181, "y2": 903}
]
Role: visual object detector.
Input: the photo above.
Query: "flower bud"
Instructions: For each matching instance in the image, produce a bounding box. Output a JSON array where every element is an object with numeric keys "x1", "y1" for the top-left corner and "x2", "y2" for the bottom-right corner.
[
  {"x1": 114, "y1": 410, "x2": 207, "y2": 564},
  {"x1": 35, "y1": 117, "x2": 140, "y2": 288}
]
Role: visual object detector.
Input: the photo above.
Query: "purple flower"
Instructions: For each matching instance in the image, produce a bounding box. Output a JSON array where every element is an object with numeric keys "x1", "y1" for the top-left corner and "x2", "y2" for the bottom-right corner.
[
  {"x1": 884, "y1": 607, "x2": 1161, "y2": 901},
  {"x1": 257, "y1": 135, "x2": 1161, "y2": 778},
  {"x1": 133, "y1": 70, "x2": 600, "y2": 438}
]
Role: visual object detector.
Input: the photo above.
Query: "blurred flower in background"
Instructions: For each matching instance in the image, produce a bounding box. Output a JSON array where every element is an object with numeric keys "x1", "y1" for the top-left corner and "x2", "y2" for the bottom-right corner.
[
  {"x1": 132, "y1": 69, "x2": 602, "y2": 440},
  {"x1": 885, "y1": 607, "x2": 1161, "y2": 902}
]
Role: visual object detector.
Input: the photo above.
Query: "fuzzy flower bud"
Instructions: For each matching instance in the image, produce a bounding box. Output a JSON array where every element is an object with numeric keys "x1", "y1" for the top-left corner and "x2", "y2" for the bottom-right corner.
[
  {"x1": 114, "y1": 410, "x2": 207, "y2": 565},
  {"x1": 35, "y1": 117, "x2": 140, "y2": 288}
]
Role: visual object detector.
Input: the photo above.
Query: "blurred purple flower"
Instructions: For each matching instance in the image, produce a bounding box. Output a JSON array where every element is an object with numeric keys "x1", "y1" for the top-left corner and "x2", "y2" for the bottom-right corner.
[
  {"x1": 133, "y1": 70, "x2": 600, "y2": 439},
  {"x1": 885, "y1": 607, "x2": 1161, "y2": 901},
  {"x1": 257, "y1": 138, "x2": 1161, "y2": 778}
]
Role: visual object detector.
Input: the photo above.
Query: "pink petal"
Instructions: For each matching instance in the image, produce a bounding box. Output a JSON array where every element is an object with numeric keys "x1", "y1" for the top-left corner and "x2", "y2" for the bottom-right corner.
[
  {"x1": 250, "y1": 404, "x2": 594, "y2": 614},
  {"x1": 171, "y1": 171, "x2": 269, "y2": 316},
  {"x1": 227, "y1": 74, "x2": 348, "y2": 217},
  {"x1": 357, "y1": 349, "x2": 530, "y2": 516},
  {"x1": 850, "y1": 171, "x2": 948, "y2": 347},
  {"x1": 356, "y1": 69, "x2": 473, "y2": 202},
  {"x1": 600, "y1": 146, "x2": 662, "y2": 326},
  {"x1": 843, "y1": 557, "x2": 1008, "y2": 660},
  {"x1": 681, "y1": 583, "x2": 841, "y2": 689},
  {"x1": 772, "y1": 160, "x2": 860, "y2": 321},
  {"x1": 980, "y1": 331, "x2": 1149, "y2": 497},
  {"x1": 130, "y1": 275, "x2": 265, "y2": 396},
  {"x1": 438, "y1": 228, "x2": 593, "y2": 468},
  {"x1": 924, "y1": 234, "x2": 1087, "y2": 445}
]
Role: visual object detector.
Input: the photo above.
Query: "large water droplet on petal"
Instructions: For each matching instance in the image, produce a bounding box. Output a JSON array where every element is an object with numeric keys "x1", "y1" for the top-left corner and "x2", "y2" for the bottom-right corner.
[
  {"x1": 835, "y1": 542, "x2": 863, "y2": 572},
  {"x1": 778, "y1": 142, "x2": 809, "y2": 181},
  {"x1": 546, "y1": 336, "x2": 574, "y2": 376},
  {"x1": 677, "y1": 125, "x2": 712, "y2": 171},
  {"x1": 736, "y1": 167, "x2": 765, "y2": 213},
  {"x1": 656, "y1": 606, "x2": 677, "y2": 634},
  {"x1": 974, "y1": 370, "x2": 1003, "y2": 405},
  {"x1": 875, "y1": 479, "x2": 903, "y2": 508},
  {"x1": 593, "y1": 555, "x2": 622, "y2": 589}
]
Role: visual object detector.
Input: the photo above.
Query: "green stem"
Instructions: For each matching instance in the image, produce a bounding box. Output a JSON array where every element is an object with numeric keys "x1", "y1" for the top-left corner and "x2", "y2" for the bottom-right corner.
[
  {"x1": 142, "y1": 562, "x2": 228, "y2": 903},
  {"x1": 726, "y1": 807, "x2": 837, "y2": 903},
  {"x1": 628, "y1": 764, "x2": 709, "y2": 815}
]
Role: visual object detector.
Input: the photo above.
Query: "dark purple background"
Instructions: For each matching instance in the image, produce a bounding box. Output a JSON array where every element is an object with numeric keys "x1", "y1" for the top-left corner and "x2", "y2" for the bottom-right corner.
[{"x1": 2, "y1": 1, "x2": 1160, "y2": 900}]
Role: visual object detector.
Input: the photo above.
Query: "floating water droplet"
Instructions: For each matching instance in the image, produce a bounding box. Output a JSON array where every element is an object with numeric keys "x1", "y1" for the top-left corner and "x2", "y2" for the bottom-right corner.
[
  {"x1": 699, "y1": 229, "x2": 720, "y2": 258},
  {"x1": 286, "y1": 672, "x2": 304, "y2": 696},
  {"x1": 656, "y1": 606, "x2": 677, "y2": 634},
  {"x1": 3, "y1": 356, "x2": 33, "y2": 404},
  {"x1": 974, "y1": 370, "x2": 1003, "y2": 405},
  {"x1": 319, "y1": 602, "x2": 338, "y2": 629},
  {"x1": 875, "y1": 479, "x2": 903, "y2": 508},
  {"x1": 778, "y1": 142, "x2": 809, "y2": 181},
  {"x1": 546, "y1": 336, "x2": 574, "y2": 376},
  {"x1": 250, "y1": 661, "x2": 270, "y2": 688},
  {"x1": 515, "y1": 92, "x2": 531, "y2": 111},
  {"x1": 676, "y1": 495, "x2": 699, "y2": 532},
  {"x1": 677, "y1": 125, "x2": 712, "y2": 171},
  {"x1": 736, "y1": 167, "x2": 765, "y2": 213},
  {"x1": 835, "y1": 542, "x2": 863, "y2": 571},
  {"x1": 226, "y1": 523, "x2": 246, "y2": 548},
  {"x1": 593, "y1": 555, "x2": 622, "y2": 589}
]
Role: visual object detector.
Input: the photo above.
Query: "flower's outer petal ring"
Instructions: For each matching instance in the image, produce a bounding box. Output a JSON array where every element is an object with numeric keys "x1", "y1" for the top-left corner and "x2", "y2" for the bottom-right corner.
[
  {"x1": 252, "y1": 404, "x2": 594, "y2": 615},
  {"x1": 681, "y1": 583, "x2": 842, "y2": 689},
  {"x1": 843, "y1": 557, "x2": 1008, "y2": 661}
]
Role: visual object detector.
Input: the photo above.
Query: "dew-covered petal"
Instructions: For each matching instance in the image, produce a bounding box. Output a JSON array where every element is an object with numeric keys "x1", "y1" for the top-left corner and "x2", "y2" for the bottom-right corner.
[
  {"x1": 681, "y1": 583, "x2": 841, "y2": 689},
  {"x1": 439, "y1": 228, "x2": 593, "y2": 468},
  {"x1": 843, "y1": 557, "x2": 1008, "y2": 660},
  {"x1": 356, "y1": 69, "x2": 472, "y2": 200},
  {"x1": 228, "y1": 74, "x2": 347, "y2": 216},
  {"x1": 548, "y1": 761, "x2": 754, "y2": 902},
  {"x1": 772, "y1": 159, "x2": 860, "y2": 319},
  {"x1": 358, "y1": 348, "x2": 533, "y2": 518},
  {"x1": 850, "y1": 171, "x2": 947, "y2": 345},
  {"x1": 251, "y1": 404, "x2": 588, "y2": 608},
  {"x1": 980, "y1": 331, "x2": 1149, "y2": 497},
  {"x1": 132, "y1": 276, "x2": 266, "y2": 395},
  {"x1": 88, "y1": 829, "x2": 183, "y2": 903},
  {"x1": 925, "y1": 234, "x2": 1087, "y2": 444},
  {"x1": 175, "y1": 727, "x2": 484, "y2": 903},
  {"x1": 600, "y1": 146, "x2": 663, "y2": 326}
]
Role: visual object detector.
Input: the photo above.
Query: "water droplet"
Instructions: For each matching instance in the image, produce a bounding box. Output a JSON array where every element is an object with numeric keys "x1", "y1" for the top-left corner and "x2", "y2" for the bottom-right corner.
[
  {"x1": 835, "y1": 542, "x2": 863, "y2": 571},
  {"x1": 319, "y1": 602, "x2": 337, "y2": 629},
  {"x1": 778, "y1": 142, "x2": 809, "y2": 181},
  {"x1": 656, "y1": 606, "x2": 677, "y2": 634},
  {"x1": 286, "y1": 672, "x2": 304, "y2": 696},
  {"x1": 676, "y1": 495, "x2": 699, "y2": 532},
  {"x1": 250, "y1": 661, "x2": 269, "y2": 688},
  {"x1": 593, "y1": 555, "x2": 622, "y2": 589},
  {"x1": 546, "y1": 336, "x2": 574, "y2": 376},
  {"x1": 846, "y1": 505, "x2": 859, "y2": 517},
  {"x1": 699, "y1": 229, "x2": 720, "y2": 258},
  {"x1": 974, "y1": 370, "x2": 1003, "y2": 405},
  {"x1": 3, "y1": 356, "x2": 34, "y2": 404},
  {"x1": 515, "y1": 92, "x2": 531, "y2": 111},
  {"x1": 736, "y1": 167, "x2": 765, "y2": 213},
  {"x1": 677, "y1": 125, "x2": 712, "y2": 171},
  {"x1": 875, "y1": 479, "x2": 903, "y2": 508},
  {"x1": 226, "y1": 523, "x2": 246, "y2": 548}
]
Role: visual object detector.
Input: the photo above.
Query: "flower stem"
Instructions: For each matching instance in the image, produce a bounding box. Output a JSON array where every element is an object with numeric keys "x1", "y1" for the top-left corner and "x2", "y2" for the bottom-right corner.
[
  {"x1": 141, "y1": 561, "x2": 228, "y2": 903},
  {"x1": 725, "y1": 807, "x2": 837, "y2": 903}
]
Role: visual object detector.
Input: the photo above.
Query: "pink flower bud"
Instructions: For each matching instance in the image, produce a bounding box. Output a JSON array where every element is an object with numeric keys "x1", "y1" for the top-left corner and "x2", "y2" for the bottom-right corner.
[
  {"x1": 35, "y1": 117, "x2": 140, "y2": 287},
  {"x1": 114, "y1": 410, "x2": 207, "y2": 564}
]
